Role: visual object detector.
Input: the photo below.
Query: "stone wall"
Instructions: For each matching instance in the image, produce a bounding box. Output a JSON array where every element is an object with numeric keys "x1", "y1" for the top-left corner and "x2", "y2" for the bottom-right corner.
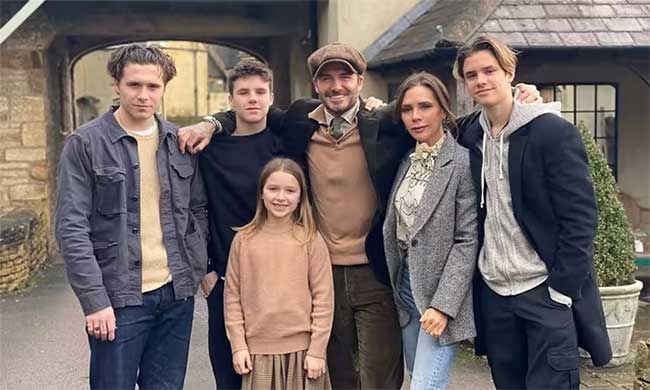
[
  {"x1": 0, "y1": 209, "x2": 48, "y2": 292},
  {"x1": 635, "y1": 339, "x2": 650, "y2": 389},
  {"x1": 0, "y1": 9, "x2": 56, "y2": 286}
]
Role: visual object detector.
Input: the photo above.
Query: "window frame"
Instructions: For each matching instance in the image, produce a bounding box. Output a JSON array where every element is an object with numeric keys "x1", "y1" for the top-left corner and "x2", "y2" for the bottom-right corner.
[{"x1": 539, "y1": 83, "x2": 619, "y2": 179}]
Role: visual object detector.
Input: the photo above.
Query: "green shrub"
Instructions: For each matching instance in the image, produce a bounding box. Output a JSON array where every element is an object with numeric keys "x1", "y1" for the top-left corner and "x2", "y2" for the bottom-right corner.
[{"x1": 579, "y1": 123, "x2": 637, "y2": 286}]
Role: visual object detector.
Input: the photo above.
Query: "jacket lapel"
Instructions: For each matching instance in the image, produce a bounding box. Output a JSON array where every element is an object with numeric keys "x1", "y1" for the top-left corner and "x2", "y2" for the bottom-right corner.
[
  {"x1": 384, "y1": 155, "x2": 410, "y2": 251},
  {"x1": 387, "y1": 155, "x2": 411, "y2": 217},
  {"x1": 357, "y1": 108, "x2": 379, "y2": 187},
  {"x1": 508, "y1": 129, "x2": 528, "y2": 225},
  {"x1": 410, "y1": 136, "x2": 456, "y2": 236}
]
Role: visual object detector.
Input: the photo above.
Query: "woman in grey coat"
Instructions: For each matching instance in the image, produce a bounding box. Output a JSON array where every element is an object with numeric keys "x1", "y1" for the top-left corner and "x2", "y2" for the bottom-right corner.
[{"x1": 383, "y1": 72, "x2": 479, "y2": 390}]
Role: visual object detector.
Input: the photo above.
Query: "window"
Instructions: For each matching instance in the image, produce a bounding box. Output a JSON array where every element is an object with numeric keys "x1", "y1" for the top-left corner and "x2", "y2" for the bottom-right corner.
[{"x1": 540, "y1": 84, "x2": 618, "y2": 178}]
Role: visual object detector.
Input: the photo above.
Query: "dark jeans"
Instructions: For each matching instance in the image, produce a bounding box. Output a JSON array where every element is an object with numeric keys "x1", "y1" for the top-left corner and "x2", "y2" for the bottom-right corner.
[
  {"x1": 206, "y1": 279, "x2": 241, "y2": 389},
  {"x1": 327, "y1": 264, "x2": 403, "y2": 389},
  {"x1": 88, "y1": 282, "x2": 194, "y2": 390},
  {"x1": 481, "y1": 281, "x2": 580, "y2": 390}
]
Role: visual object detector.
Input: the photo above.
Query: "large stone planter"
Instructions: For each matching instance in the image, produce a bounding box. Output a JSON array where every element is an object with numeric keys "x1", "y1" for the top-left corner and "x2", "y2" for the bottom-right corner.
[{"x1": 597, "y1": 280, "x2": 644, "y2": 366}]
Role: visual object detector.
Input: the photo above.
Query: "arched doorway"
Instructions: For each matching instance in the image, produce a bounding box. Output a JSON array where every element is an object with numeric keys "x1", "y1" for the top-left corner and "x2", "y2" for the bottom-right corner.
[{"x1": 71, "y1": 40, "x2": 264, "y2": 128}]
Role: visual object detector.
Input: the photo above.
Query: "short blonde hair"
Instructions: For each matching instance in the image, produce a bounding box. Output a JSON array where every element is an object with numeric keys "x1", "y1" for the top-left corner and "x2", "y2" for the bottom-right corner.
[{"x1": 453, "y1": 35, "x2": 518, "y2": 80}]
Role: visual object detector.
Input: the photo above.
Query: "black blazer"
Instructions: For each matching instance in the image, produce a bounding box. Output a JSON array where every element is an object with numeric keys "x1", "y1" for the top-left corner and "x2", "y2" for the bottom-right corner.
[
  {"x1": 459, "y1": 113, "x2": 612, "y2": 366},
  {"x1": 217, "y1": 99, "x2": 414, "y2": 286}
]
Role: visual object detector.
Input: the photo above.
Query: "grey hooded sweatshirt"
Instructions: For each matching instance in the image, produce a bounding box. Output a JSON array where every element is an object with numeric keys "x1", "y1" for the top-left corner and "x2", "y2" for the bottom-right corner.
[{"x1": 477, "y1": 101, "x2": 567, "y2": 298}]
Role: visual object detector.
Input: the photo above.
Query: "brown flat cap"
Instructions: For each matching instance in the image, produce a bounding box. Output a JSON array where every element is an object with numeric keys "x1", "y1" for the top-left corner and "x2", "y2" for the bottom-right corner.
[{"x1": 308, "y1": 42, "x2": 367, "y2": 78}]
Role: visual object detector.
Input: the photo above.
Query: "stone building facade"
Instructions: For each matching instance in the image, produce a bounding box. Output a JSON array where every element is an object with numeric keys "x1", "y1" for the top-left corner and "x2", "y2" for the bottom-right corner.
[
  {"x1": 0, "y1": 10, "x2": 55, "y2": 291},
  {"x1": 0, "y1": 0, "x2": 418, "y2": 292}
]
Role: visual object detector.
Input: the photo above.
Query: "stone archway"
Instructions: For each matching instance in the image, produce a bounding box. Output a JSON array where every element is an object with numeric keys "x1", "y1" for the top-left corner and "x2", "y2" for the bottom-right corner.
[
  {"x1": 71, "y1": 40, "x2": 265, "y2": 128},
  {"x1": 0, "y1": 0, "x2": 318, "y2": 291}
]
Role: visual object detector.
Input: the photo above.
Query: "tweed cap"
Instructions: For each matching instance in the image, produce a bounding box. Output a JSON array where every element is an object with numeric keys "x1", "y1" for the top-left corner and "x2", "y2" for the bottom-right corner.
[{"x1": 308, "y1": 43, "x2": 367, "y2": 78}]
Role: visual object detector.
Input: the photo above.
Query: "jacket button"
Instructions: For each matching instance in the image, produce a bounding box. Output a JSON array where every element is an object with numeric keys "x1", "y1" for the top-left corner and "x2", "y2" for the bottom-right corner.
[
  {"x1": 130, "y1": 196, "x2": 139, "y2": 201},
  {"x1": 132, "y1": 227, "x2": 139, "y2": 234},
  {"x1": 411, "y1": 239, "x2": 418, "y2": 247},
  {"x1": 133, "y1": 163, "x2": 139, "y2": 169},
  {"x1": 134, "y1": 260, "x2": 141, "y2": 266}
]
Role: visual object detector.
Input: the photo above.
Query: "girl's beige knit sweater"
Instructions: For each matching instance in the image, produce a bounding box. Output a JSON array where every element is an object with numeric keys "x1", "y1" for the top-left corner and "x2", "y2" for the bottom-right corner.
[{"x1": 224, "y1": 228, "x2": 334, "y2": 359}]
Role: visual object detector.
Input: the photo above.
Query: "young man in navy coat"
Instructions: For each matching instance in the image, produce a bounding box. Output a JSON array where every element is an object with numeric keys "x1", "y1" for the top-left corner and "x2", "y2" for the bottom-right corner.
[{"x1": 455, "y1": 35, "x2": 611, "y2": 389}]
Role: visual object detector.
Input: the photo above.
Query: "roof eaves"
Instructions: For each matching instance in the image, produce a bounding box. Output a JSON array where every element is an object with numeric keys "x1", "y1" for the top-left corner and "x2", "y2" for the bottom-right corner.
[
  {"x1": 363, "y1": 0, "x2": 437, "y2": 62},
  {"x1": 367, "y1": 0, "x2": 504, "y2": 69}
]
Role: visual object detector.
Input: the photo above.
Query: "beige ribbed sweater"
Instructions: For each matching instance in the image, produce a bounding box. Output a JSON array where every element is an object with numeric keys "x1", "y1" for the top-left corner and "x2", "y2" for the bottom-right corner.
[
  {"x1": 224, "y1": 228, "x2": 334, "y2": 358},
  {"x1": 126, "y1": 126, "x2": 171, "y2": 292}
]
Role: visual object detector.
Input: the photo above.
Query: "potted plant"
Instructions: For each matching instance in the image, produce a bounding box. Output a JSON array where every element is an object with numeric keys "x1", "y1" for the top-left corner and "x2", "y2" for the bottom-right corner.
[{"x1": 579, "y1": 123, "x2": 643, "y2": 366}]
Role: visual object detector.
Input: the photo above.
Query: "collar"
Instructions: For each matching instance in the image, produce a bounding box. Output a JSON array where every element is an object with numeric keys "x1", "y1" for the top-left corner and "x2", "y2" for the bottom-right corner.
[
  {"x1": 308, "y1": 99, "x2": 360, "y2": 126},
  {"x1": 325, "y1": 99, "x2": 359, "y2": 126},
  {"x1": 409, "y1": 132, "x2": 446, "y2": 162},
  {"x1": 102, "y1": 108, "x2": 176, "y2": 144}
]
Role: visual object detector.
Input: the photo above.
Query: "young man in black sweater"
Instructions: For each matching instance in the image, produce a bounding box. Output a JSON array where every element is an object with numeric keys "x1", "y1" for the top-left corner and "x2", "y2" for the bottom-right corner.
[{"x1": 198, "y1": 60, "x2": 283, "y2": 389}]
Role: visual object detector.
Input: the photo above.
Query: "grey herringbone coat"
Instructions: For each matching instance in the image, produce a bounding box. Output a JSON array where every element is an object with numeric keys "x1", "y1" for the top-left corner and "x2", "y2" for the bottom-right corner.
[{"x1": 383, "y1": 135, "x2": 479, "y2": 346}]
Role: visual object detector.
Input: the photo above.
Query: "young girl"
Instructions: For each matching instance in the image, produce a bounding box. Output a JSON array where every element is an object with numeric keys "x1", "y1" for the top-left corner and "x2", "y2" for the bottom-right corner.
[{"x1": 224, "y1": 157, "x2": 334, "y2": 390}]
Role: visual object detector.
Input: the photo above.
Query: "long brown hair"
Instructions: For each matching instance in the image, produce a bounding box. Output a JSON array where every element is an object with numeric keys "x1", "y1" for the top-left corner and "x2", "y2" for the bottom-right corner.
[
  {"x1": 235, "y1": 158, "x2": 317, "y2": 243},
  {"x1": 393, "y1": 72, "x2": 458, "y2": 136}
]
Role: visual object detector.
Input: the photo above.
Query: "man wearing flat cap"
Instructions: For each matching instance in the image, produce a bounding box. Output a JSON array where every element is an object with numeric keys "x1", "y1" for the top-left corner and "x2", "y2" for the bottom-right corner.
[
  {"x1": 282, "y1": 43, "x2": 410, "y2": 388},
  {"x1": 181, "y1": 42, "x2": 409, "y2": 389},
  {"x1": 179, "y1": 42, "x2": 542, "y2": 389}
]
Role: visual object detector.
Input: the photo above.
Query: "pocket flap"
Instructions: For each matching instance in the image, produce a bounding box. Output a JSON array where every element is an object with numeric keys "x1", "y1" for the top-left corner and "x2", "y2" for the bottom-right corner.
[
  {"x1": 93, "y1": 241, "x2": 119, "y2": 260},
  {"x1": 94, "y1": 167, "x2": 125, "y2": 183},
  {"x1": 172, "y1": 161, "x2": 194, "y2": 178},
  {"x1": 547, "y1": 348, "x2": 579, "y2": 371}
]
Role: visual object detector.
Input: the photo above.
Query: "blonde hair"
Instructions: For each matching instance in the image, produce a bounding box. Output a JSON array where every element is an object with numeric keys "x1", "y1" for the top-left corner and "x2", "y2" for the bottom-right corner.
[
  {"x1": 235, "y1": 158, "x2": 317, "y2": 243},
  {"x1": 453, "y1": 35, "x2": 518, "y2": 80}
]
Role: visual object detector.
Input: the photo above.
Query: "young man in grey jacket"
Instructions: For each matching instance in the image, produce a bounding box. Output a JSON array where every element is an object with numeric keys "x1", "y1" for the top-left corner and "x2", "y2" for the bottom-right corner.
[
  {"x1": 455, "y1": 35, "x2": 611, "y2": 389},
  {"x1": 55, "y1": 44, "x2": 208, "y2": 389}
]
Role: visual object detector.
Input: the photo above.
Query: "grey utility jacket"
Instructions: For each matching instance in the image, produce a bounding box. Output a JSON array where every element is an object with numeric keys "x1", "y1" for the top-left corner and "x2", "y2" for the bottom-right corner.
[{"x1": 55, "y1": 111, "x2": 208, "y2": 315}]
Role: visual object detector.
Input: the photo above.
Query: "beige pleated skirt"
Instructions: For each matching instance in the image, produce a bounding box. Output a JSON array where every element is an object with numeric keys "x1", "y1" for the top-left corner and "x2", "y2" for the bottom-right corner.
[{"x1": 241, "y1": 350, "x2": 332, "y2": 390}]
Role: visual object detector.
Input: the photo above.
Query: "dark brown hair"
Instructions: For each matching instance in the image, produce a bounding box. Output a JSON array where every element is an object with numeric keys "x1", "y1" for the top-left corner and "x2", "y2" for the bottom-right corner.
[
  {"x1": 227, "y1": 60, "x2": 274, "y2": 95},
  {"x1": 107, "y1": 43, "x2": 177, "y2": 84},
  {"x1": 453, "y1": 34, "x2": 518, "y2": 80},
  {"x1": 236, "y1": 158, "x2": 316, "y2": 243},
  {"x1": 393, "y1": 72, "x2": 457, "y2": 135}
]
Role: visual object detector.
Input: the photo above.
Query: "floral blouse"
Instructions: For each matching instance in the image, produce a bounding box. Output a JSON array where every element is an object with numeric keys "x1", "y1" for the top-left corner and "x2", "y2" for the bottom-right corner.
[{"x1": 394, "y1": 134, "x2": 446, "y2": 250}]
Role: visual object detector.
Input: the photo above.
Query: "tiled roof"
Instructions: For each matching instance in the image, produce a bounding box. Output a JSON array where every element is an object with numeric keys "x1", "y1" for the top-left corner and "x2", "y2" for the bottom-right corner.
[{"x1": 367, "y1": 0, "x2": 650, "y2": 67}]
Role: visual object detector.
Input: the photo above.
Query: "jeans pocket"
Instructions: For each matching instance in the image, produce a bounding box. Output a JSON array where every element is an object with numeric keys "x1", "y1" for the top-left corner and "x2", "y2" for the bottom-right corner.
[{"x1": 544, "y1": 285, "x2": 571, "y2": 311}]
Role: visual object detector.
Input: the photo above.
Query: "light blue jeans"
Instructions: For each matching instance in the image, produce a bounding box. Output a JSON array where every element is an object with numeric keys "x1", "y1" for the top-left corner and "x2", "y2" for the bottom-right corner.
[{"x1": 399, "y1": 265, "x2": 457, "y2": 390}]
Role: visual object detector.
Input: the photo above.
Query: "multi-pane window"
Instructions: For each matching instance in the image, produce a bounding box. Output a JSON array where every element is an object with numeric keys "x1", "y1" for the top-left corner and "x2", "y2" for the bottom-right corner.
[{"x1": 540, "y1": 84, "x2": 618, "y2": 178}]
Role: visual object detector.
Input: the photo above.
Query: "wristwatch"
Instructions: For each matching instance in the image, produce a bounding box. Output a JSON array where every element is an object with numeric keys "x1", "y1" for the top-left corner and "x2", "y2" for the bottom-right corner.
[{"x1": 201, "y1": 115, "x2": 224, "y2": 135}]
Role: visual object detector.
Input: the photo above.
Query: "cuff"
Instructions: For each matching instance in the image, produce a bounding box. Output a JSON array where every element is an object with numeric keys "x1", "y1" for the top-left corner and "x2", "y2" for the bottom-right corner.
[{"x1": 79, "y1": 288, "x2": 112, "y2": 316}]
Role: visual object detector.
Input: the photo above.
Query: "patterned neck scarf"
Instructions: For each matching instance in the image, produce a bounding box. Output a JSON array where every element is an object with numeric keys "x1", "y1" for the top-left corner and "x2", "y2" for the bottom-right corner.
[{"x1": 408, "y1": 133, "x2": 446, "y2": 169}]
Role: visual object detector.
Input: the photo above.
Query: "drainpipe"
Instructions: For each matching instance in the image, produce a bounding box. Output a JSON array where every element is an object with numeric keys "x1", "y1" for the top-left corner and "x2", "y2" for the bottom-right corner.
[
  {"x1": 194, "y1": 46, "x2": 198, "y2": 116},
  {"x1": 0, "y1": 0, "x2": 47, "y2": 45}
]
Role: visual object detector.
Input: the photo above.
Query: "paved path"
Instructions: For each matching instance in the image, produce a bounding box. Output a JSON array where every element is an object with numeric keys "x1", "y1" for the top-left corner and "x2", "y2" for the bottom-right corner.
[{"x1": 1, "y1": 264, "x2": 642, "y2": 389}]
